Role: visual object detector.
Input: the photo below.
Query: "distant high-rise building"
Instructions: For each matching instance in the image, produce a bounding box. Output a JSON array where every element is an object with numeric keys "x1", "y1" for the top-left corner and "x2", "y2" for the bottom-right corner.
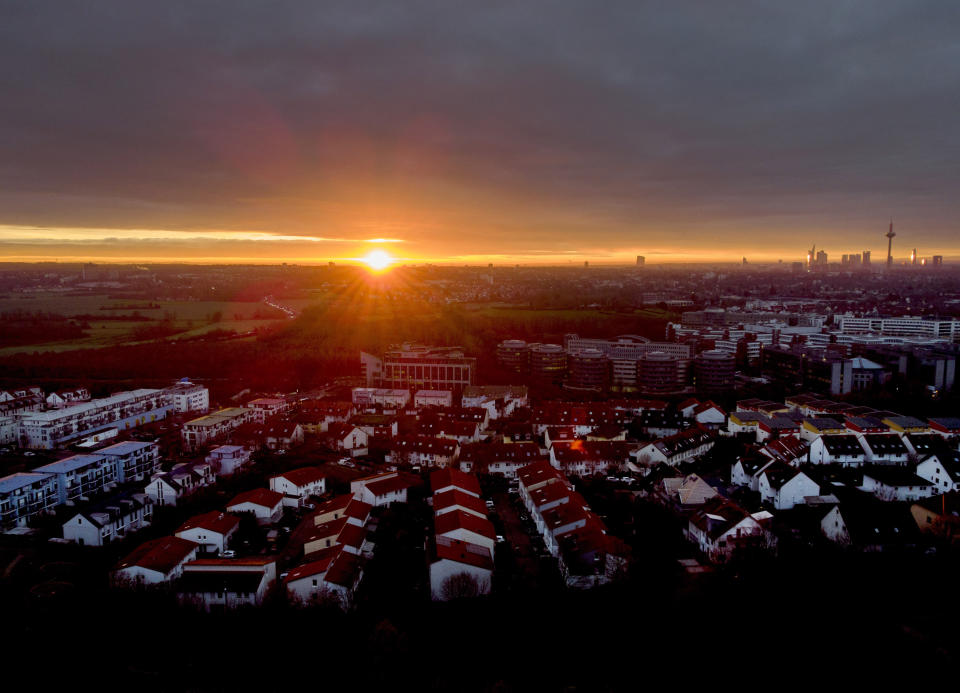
[
  {"x1": 911, "y1": 248, "x2": 918, "y2": 265},
  {"x1": 816, "y1": 250, "x2": 828, "y2": 266},
  {"x1": 636, "y1": 256, "x2": 645, "y2": 267},
  {"x1": 863, "y1": 250, "x2": 871, "y2": 265},
  {"x1": 584, "y1": 261, "x2": 589, "y2": 268},
  {"x1": 932, "y1": 255, "x2": 943, "y2": 267},
  {"x1": 841, "y1": 254, "x2": 849, "y2": 265}
]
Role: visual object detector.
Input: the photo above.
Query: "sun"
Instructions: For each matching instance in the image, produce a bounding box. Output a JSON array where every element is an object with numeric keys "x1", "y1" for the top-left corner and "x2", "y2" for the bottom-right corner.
[{"x1": 361, "y1": 249, "x2": 393, "y2": 271}]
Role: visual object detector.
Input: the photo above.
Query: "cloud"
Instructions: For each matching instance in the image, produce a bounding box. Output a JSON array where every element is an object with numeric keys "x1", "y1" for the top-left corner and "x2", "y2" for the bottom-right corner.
[{"x1": 0, "y1": 1, "x2": 958, "y2": 261}]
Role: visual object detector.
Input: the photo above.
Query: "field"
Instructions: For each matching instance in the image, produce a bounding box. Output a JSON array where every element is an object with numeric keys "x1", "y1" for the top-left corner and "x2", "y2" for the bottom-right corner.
[{"x1": 0, "y1": 292, "x2": 308, "y2": 356}]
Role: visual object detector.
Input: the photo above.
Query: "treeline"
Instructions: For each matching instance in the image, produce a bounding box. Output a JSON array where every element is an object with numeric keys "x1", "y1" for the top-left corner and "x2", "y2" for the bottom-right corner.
[
  {"x1": 0, "y1": 311, "x2": 86, "y2": 347},
  {"x1": 0, "y1": 300, "x2": 670, "y2": 393}
]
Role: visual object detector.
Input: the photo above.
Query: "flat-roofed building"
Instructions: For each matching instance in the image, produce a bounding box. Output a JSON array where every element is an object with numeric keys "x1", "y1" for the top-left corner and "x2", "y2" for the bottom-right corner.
[
  {"x1": 18, "y1": 389, "x2": 171, "y2": 449},
  {"x1": 34, "y1": 454, "x2": 123, "y2": 504},
  {"x1": 0, "y1": 472, "x2": 58, "y2": 529},
  {"x1": 182, "y1": 407, "x2": 255, "y2": 450},
  {"x1": 163, "y1": 379, "x2": 209, "y2": 414},
  {"x1": 96, "y1": 441, "x2": 161, "y2": 483},
  {"x1": 361, "y1": 344, "x2": 476, "y2": 392}
]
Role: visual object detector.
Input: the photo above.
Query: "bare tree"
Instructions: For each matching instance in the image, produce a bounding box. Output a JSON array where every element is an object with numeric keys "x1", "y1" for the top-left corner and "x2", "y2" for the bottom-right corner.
[{"x1": 440, "y1": 571, "x2": 485, "y2": 600}]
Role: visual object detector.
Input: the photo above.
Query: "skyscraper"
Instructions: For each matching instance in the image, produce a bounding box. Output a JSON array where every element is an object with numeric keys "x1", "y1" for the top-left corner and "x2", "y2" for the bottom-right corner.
[{"x1": 636, "y1": 256, "x2": 645, "y2": 267}]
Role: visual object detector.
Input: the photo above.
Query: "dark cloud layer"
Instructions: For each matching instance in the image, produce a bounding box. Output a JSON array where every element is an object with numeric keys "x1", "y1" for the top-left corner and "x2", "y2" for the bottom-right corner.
[{"x1": 1, "y1": 1, "x2": 958, "y2": 261}]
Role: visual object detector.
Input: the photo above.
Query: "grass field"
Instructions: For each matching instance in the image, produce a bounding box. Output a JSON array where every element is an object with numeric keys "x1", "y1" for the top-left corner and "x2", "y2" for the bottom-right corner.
[{"x1": 0, "y1": 292, "x2": 305, "y2": 356}]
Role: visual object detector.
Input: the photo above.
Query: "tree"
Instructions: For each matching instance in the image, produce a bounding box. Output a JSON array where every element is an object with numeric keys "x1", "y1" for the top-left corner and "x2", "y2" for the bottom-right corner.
[{"x1": 440, "y1": 571, "x2": 485, "y2": 600}]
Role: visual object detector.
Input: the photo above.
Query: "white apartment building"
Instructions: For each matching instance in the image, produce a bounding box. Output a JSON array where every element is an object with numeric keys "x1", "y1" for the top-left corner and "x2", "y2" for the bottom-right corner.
[
  {"x1": 0, "y1": 472, "x2": 58, "y2": 529},
  {"x1": 163, "y1": 379, "x2": 209, "y2": 414},
  {"x1": 18, "y1": 389, "x2": 171, "y2": 449}
]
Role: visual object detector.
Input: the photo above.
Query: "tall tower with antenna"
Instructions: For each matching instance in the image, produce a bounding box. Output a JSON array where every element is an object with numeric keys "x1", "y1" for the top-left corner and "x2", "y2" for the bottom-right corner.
[{"x1": 886, "y1": 220, "x2": 896, "y2": 268}]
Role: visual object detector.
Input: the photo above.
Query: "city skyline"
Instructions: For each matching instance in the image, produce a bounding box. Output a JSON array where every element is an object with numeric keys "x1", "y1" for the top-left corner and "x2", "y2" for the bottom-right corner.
[{"x1": 2, "y1": 2, "x2": 959, "y2": 265}]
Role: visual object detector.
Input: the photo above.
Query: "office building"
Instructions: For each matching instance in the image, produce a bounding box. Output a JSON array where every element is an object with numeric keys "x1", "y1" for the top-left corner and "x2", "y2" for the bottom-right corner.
[
  {"x1": 361, "y1": 344, "x2": 476, "y2": 392},
  {"x1": 566, "y1": 349, "x2": 610, "y2": 390},
  {"x1": 496, "y1": 340, "x2": 530, "y2": 373},
  {"x1": 563, "y1": 334, "x2": 690, "y2": 386},
  {"x1": 695, "y1": 350, "x2": 736, "y2": 394},
  {"x1": 637, "y1": 351, "x2": 685, "y2": 395},
  {"x1": 528, "y1": 344, "x2": 567, "y2": 382}
]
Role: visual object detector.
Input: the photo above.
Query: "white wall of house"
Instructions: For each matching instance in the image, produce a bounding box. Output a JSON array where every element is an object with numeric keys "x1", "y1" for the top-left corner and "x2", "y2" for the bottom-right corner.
[
  {"x1": 820, "y1": 506, "x2": 849, "y2": 544},
  {"x1": 437, "y1": 528, "x2": 495, "y2": 552},
  {"x1": 916, "y1": 457, "x2": 960, "y2": 494},
  {"x1": 429, "y1": 561, "x2": 492, "y2": 601},
  {"x1": 63, "y1": 514, "x2": 105, "y2": 546},
  {"x1": 227, "y1": 501, "x2": 281, "y2": 524},
  {"x1": 176, "y1": 527, "x2": 234, "y2": 554}
]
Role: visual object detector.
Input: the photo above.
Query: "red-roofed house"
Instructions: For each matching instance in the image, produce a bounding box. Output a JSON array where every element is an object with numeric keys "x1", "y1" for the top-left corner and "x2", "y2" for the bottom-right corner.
[
  {"x1": 435, "y1": 509, "x2": 496, "y2": 551},
  {"x1": 388, "y1": 435, "x2": 459, "y2": 468},
  {"x1": 549, "y1": 441, "x2": 636, "y2": 476},
  {"x1": 458, "y1": 441, "x2": 545, "y2": 478},
  {"x1": 113, "y1": 536, "x2": 199, "y2": 585},
  {"x1": 285, "y1": 546, "x2": 363, "y2": 608},
  {"x1": 433, "y1": 488, "x2": 488, "y2": 520},
  {"x1": 313, "y1": 494, "x2": 352, "y2": 524},
  {"x1": 540, "y1": 502, "x2": 591, "y2": 556},
  {"x1": 226, "y1": 488, "x2": 284, "y2": 524},
  {"x1": 430, "y1": 535, "x2": 493, "y2": 601},
  {"x1": 322, "y1": 422, "x2": 369, "y2": 455},
  {"x1": 175, "y1": 511, "x2": 240, "y2": 554},
  {"x1": 270, "y1": 466, "x2": 327, "y2": 508},
  {"x1": 351, "y1": 471, "x2": 419, "y2": 507},
  {"x1": 430, "y1": 468, "x2": 481, "y2": 498}
]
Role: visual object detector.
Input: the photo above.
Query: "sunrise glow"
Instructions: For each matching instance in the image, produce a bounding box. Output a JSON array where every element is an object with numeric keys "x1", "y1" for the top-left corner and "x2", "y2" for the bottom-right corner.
[{"x1": 361, "y1": 249, "x2": 394, "y2": 271}]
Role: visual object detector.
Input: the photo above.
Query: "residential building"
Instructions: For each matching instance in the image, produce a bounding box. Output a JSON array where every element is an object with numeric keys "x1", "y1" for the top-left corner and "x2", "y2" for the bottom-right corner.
[
  {"x1": 62, "y1": 493, "x2": 153, "y2": 546},
  {"x1": 270, "y1": 467, "x2": 327, "y2": 508},
  {"x1": 144, "y1": 461, "x2": 215, "y2": 506},
  {"x1": 0, "y1": 472, "x2": 58, "y2": 529},
  {"x1": 757, "y1": 463, "x2": 819, "y2": 510},
  {"x1": 206, "y1": 445, "x2": 252, "y2": 476},
  {"x1": 226, "y1": 488, "x2": 284, "y2": 524},
  {"x1": 430, "y1": 536, "x2": 493, "y2": 601},
  {"x1": 285, "y1": 547, "x2": 364, "y2": 608},
  {"x1": 387, "y1": 435, "x2": 459, "y2": 468},
  {"x1": 18, "y1": 389, "x2": 171, "y2": 449},
  {"x1": 182, "y1": 408, "x2": 255, "y2": 451},
  {"x1": 163, "y1": 379, "x2": 209, "y2": 414},
  {"x1": 178, "y1": 557, "x2": 277, "y2": 611},
  {"x1": 862, "y1": 468, "x2": 935, "y2": 501},
  {"x1": 350, "y1": 471, "x2": 419, "y2": 507},
  {"x1": 246, "y1": 397, "x2": 291, "y2": 423},
  {"x1": 113, "y1": 536, "x2": 199, "y2": 586},
  {"x1": 175, "y1": 511, "x2": 240, "y2": 554}
]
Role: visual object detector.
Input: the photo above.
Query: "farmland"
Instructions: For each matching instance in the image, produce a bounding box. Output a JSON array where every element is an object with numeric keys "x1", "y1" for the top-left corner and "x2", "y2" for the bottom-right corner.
[{"x1": 0, "y1": 292, "x2": 301, "y2": 356}]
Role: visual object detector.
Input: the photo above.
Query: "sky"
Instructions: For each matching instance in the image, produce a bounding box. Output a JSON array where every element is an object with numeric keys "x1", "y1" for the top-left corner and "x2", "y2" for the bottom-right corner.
[{"x1": 1, "y1": 1, "x2": 958, "y2": 265}]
